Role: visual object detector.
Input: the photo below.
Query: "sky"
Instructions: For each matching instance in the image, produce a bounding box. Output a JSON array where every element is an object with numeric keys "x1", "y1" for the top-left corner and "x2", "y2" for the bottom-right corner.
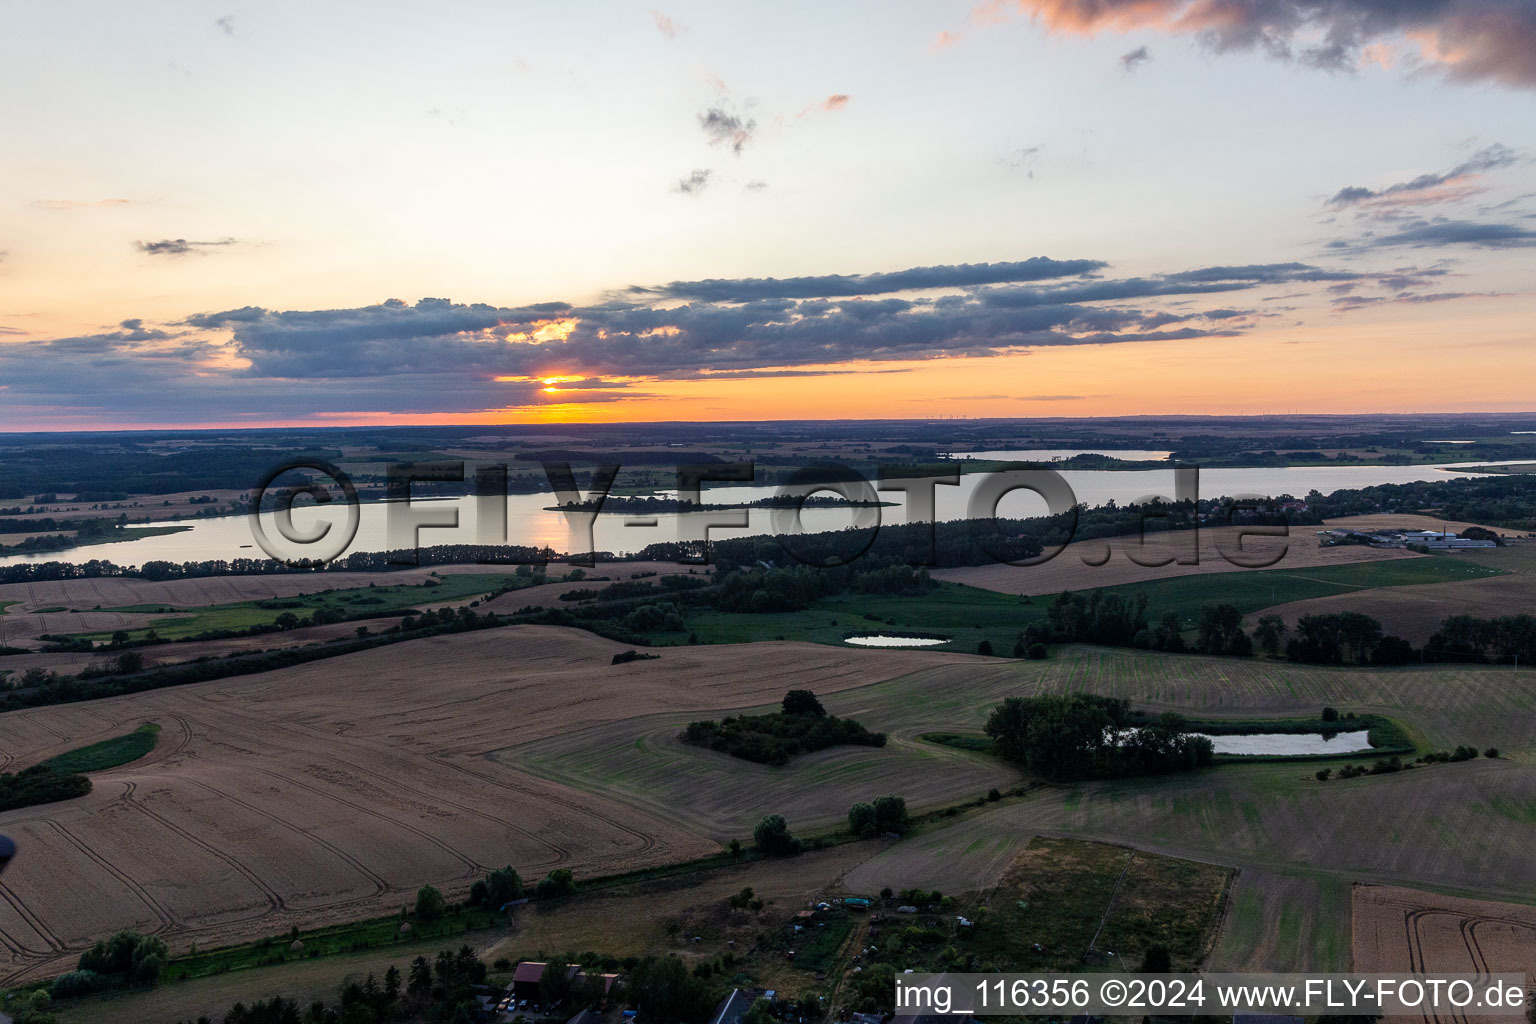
[{"x1": 1, "y1": 0, "x2": 1534, "y2": 430}]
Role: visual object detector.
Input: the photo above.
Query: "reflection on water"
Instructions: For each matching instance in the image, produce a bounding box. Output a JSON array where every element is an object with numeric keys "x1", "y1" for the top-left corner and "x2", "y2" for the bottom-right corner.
[{"x1": 1201, "y1": 730, "x2": 1373, "y2": 755}]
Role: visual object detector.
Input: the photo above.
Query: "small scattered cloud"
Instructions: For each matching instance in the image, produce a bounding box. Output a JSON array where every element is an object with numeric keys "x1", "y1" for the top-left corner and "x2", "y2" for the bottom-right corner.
[
  {"x1": 135, "y1": 237, "x2": 241, "y2": 257},
  {"x1": 698, "y1": 106, "x2": 755, "y2": 154},
  {"x1": 215, "y1": 14, "x2": 234, "y2": 36},
  {"x1": 1119, "y1": 45, "x2": 1152, "y2": 71},
  {"x1": 932, "y1": 30, "x2": 962, "y2": 50},
  {"x1": 744, "y1": 180, "x2": 769, "y2": 191},
  {"x1": 651, "y1": 10, "x2": 684, "y2": 39},
  {"x1": 674, "y1": 169, "x2": 712, "y2": 195},
  {"x1": 1003, "y1": 145, "x2": 1042, "y2": 176}
]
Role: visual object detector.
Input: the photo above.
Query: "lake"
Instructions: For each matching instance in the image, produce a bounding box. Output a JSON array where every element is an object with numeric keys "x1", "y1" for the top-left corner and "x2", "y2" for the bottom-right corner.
[{"x1": 0, "y1": 459, "x2": 1520, "y2": 567}]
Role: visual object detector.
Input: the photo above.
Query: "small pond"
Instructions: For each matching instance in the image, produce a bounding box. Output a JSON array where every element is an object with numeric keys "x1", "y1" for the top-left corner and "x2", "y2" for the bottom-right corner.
[
  {"x1": 1201, "y1": 730, "x2": 1373, "y2": 756},
  {"x1": 843, "y1": 634, "x2": 949, "y2": 648}
]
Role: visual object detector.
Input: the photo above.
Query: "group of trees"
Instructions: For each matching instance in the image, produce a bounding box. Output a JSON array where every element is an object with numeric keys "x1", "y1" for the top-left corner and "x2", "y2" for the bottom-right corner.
[
  {"x1": 847, "y1": 795, "x2": 910, "y2": 837},
  {"x1": 47, "y1": 929, "x2": 170, "y2": 1001},
  {"x1": 1021, "y1": 591, "x2": 1259, "y2": 659},
  {"x1": 412, "y1": 866, "x2": 569, "y2": 928},
  {"x1": 1277, "y1": 612, "x2": 1415, "y2": 665},
  {"x1": 680, "y1": 690, "x2": 886, "y2": 767},
  {"x1": 708, "y1": 560, "x2": 935, "y2": 615},
  {"x1": 984, "y1": 694, "x2": 1214, "y2": 781},
  {"x1": 1425, "y1": 614, "x2": 1536, "y2": 664}
]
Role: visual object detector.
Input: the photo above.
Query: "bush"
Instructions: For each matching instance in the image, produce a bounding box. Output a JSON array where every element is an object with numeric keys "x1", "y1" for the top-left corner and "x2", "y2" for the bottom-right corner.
[
  {"x1": 977, "y1": 639, "x2": 993, "y2": 656},
  {"x1": 1139, "y1": 945, "x2": 1172, "y2": 973},
  {"x1": 49, "y1": 969, "x2": 104, "y2": 999},
  {"x1": 1485, "y1": 747, "x2": 1500, "y2": 759},
  {"x1": 535, "y1": 868, "x2": 577, "y2": 899},
  {"x1": 1026, "y1": 643, "x2": 1048, "y2": 660}
]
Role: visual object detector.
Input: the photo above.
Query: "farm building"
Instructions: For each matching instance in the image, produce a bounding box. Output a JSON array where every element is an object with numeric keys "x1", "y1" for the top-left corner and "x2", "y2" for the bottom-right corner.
[
  {"x1": 1399, "y1": 530, "x2": 1497, "y2": 549},
  {"x1": 507, "y1": 962, "x2": 618, "y2": 1004}
]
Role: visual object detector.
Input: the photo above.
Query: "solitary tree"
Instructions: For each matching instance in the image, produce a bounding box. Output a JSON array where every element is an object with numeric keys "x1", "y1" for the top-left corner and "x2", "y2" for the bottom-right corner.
[{"x1": 414, "y1": 885, "x2": 447, "y2": 923}]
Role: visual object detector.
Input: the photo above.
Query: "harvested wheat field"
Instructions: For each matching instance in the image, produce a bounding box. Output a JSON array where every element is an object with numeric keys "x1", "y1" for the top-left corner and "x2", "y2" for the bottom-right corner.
[
  {"x1": 0, "y1": 625, "x2": 968, "y2": 984},
  {"x1": 1255, "y1": 573, "x2": 1536, "y2": 645},
  {"x1": 0, "y1": 565, "x2": 499, "y2": 615},
  {"x1": 1321, "y1": 514, "x2": 1526, "y2": 538},
  {"x1": 1354, "y1": 884, "x2": 1536, "y2": 1023},
  {"x1": 1354, "y1": 884, "x2": 1536, "y2": 975},
  {"x1": 0, "y1": 617, "x2": 406, "y2": 677},
  {"x1": 505, "y1": 694, "x2": 1018, "y2": 840},
  {"x1": 935, "y1": 524, "x2": 1417, "y2": 595}
]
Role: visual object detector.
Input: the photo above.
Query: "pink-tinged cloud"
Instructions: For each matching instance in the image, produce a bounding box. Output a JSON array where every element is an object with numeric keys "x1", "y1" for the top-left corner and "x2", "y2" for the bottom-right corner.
[
  {"x1": 798, "y1": 94, "x2": 852, "y2": 118},
  {"x1": 979, "y1": 0, "x2": 1536, "y2": 87},
  {"x1": 651, "y1": 10, "x2": 684, "y2": 39}
]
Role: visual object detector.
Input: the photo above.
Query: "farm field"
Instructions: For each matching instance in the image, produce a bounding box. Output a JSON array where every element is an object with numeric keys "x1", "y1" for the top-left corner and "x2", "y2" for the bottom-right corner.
[
  {"x1": 1255, "y1": 572, "x2": 1536, "y2": 645},
  {"x1": 0, "y1": 616, "x2": 406, "y2": 678},
  {"x1": 0, "y1": 626, "x2": 972, "y2": 984},
  {"x1": 933, "y1": 523, "x2": 1420, "y2": 595},
  {"x1": 503, "y1": 689, "x2": 1021, "y2": 840},
  {"x1": 641, "y1": 554, "x2": 1499, "y2": 657},
  {"x1": 1352, "y1": 884, "x2": 1536, "y2": 988},
  {"x1": 499, "y1": 643, "x2": 1536, "y2": 973},
  {"x1": 0, "y1": 561, "x2": 701, "y2": 617},
  {"x1": 965, "y1": 837, "x2": 1231, "y2": 972},
  {"x1": 6, "y1": 632, "x2": 1536, "y2": 987},
  {"x1": 1320, "y1": 513, "x2": 1527, "y2": 537}
]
